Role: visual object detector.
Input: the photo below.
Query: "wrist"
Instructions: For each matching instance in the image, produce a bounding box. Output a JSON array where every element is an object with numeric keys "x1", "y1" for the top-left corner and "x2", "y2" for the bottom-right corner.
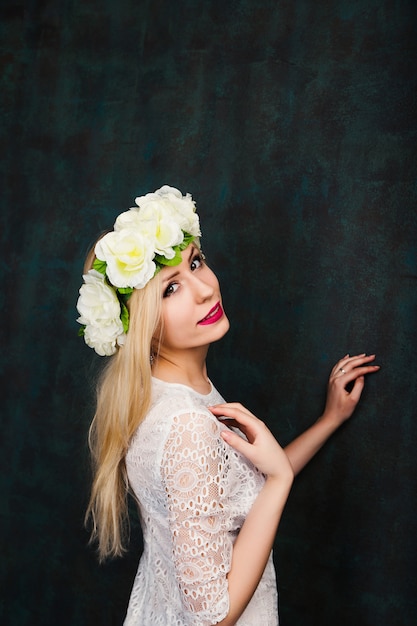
[
  {"x1": 317, "y1": 410, "x2": 345, "y2": 430},
  {"x1": 265, "y1": 467, "x2": 294, "y2": 490}
]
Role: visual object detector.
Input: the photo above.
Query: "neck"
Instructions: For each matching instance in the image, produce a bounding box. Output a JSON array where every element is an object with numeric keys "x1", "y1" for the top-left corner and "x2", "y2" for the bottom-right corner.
[{"x1": 152, "y1": 347, "x2": 211, "y2": 394}]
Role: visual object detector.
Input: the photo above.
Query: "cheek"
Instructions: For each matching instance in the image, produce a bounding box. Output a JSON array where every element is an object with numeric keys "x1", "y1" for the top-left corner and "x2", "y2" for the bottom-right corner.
[{"x1": 161, "y1": 305, "x2": 190, "y2": 343}]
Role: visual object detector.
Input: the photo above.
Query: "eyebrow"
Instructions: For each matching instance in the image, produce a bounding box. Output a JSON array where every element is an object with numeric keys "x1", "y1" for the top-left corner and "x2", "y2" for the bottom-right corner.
[{"x1": 162, "y1": 245, "x2": 197, "y2": 284}]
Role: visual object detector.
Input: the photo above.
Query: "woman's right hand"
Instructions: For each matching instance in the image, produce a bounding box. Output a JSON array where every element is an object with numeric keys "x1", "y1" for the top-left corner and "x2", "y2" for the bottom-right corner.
[{"x1": 209, "y1": 403, "x2": 294, "y2": 483}]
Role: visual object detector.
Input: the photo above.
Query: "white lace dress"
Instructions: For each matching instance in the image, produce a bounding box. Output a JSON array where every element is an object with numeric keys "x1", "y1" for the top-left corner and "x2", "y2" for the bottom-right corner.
[{"x1": 124, "y1": 377, "x2": 279, "y2": 626}]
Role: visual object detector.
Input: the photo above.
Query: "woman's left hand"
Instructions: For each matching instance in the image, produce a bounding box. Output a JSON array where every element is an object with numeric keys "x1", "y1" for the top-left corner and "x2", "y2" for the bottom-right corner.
[{"x1": 323, "y1": 353, "x2": 380, "y2": 425}]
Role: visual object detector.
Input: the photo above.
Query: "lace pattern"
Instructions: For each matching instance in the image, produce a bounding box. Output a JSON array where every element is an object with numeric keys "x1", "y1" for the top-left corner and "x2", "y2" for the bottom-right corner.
[
  {"x1": 162, "y1": 411, "x2": 232, "y2": 620},
  {"x1": 124, "y1": 379, "x2": 279, "y2": 626}
]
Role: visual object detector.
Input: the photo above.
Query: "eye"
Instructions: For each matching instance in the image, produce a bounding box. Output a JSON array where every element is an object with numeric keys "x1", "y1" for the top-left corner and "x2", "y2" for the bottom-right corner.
[
  {"x1": 163, "y1": 282, "x2": 179, "y2": 298},
  {"x1": 191, "y1": 253, "x2": 205, "y2": 271}
]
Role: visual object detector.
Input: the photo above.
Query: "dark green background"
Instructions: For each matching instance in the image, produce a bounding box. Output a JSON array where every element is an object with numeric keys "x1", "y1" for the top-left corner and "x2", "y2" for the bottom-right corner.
[{"x1": 1, "y1": 1, "x2": 416, "y2": 624}]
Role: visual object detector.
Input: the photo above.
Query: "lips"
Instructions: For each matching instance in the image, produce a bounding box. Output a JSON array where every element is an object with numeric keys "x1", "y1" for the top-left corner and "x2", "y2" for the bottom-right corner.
[{"x1": 198, "y1": 302, "x2": 224, "y2": 325}]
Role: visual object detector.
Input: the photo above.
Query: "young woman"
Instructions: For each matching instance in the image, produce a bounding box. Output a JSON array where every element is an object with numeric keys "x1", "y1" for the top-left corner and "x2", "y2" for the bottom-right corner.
[{"x1": 77, "y1": 185, "x2": 379, "y2": 626}]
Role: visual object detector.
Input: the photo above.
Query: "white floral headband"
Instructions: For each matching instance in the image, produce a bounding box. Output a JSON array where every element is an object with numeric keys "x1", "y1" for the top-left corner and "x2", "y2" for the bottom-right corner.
[{"x1": 76, "y1": 185, "x2": 201, "y2": 356}]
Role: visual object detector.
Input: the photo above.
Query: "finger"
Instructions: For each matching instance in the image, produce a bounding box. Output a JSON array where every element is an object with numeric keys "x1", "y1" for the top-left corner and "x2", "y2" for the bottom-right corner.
[
  {"x1": 331, "y1": 353, "x2": 350, "y2": 375},
  {"x1": 215, "y1": 417, "x2": 241, "y2": 430},
  {"x1": 209, "y1": 402, "x2": 254, "y2": 416},
  {"x1": 347, "y1": 354, "x2": 376, "y2": 368},
  {"x1": 209, "y1": 404, "x2": 259, "y2": 423},
  {"x1": 343, "y1": 364, "x2": 380, "y2": 383},
  {"x1": 220, "y1": 428, "x2": 256, "y2": 456},
  {"x1": 217, "y1": 418, "x2": 251, "y2": 440},
  {"x1": 348, "y1": 375, "x2": 365, "y2": 403},
  {"x1": 332, "y1": 354, "x2": 377, "y2": 378},
  {"x1": 331, "y1": 353, "x2": 367, "y2": 374},
  {"x1": 346, "y1": 359, "x2": 379, "y2": 380}
]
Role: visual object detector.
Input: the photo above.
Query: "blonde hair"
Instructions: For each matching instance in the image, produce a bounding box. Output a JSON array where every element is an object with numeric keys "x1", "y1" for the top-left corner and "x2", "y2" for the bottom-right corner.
[{"x1": 84, "y1": 251, "x2": 163, "y2": 561}]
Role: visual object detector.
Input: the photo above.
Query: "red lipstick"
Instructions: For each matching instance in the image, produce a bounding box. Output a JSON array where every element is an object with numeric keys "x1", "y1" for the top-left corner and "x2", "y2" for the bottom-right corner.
[{"x1": 198, "y1": 302, "x2": 224, "y2": 325}]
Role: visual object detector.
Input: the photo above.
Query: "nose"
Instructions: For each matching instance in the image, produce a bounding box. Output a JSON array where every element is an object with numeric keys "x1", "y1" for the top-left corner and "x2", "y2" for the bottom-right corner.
[{"x1": 190, "y1": 273, "x2": 214, "y2": 302}]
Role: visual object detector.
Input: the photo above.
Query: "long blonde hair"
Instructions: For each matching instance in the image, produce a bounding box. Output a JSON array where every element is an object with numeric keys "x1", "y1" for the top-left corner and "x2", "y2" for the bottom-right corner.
[{"x1": 85, "y1": 255, "x2": 163, "y2": 561}]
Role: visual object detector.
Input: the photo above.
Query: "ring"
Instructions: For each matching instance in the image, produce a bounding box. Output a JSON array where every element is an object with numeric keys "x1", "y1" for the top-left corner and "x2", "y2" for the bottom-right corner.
[{"x1": 339, "y1": 368, "x2": 346, "y2": 374}]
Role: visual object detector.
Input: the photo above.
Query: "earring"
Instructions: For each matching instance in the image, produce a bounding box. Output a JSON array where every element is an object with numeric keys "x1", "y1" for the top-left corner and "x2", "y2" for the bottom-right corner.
[{"x1": 150, "y1": 354, "x2": 155, "y2": 366}]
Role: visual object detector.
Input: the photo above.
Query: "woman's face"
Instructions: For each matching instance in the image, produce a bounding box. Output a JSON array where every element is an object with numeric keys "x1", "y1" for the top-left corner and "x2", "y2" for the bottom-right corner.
[{"x1": 158, "y1": 243, "x2": 230, "y2": 354}]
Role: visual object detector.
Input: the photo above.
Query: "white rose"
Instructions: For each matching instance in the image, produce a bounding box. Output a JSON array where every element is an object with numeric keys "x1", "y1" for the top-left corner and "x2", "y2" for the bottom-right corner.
[
  {"x1": 115, "y1": 208, "x2": 173, "y2": 255},
  {"x1": 136, "y1": 203, "x2": 183, "y2": 259},
  {"x1": 113, "y1": 208, "x2": 142, "y2": 232},
  {"x1": 135, "y1": 185, "x2": 201, "y2": 240},
  {"x1": 83, "y1": 322, "x2": 125, "y2": 356},
  {"x1": 169, "y1": 198, "x2": 200, "y2": 238},
  {"x1": 76, "y1": 270, "x2": 125, "y2": 356},
  {"x1": 95, "y1": 229, "x2": 156, "y2": 289}
]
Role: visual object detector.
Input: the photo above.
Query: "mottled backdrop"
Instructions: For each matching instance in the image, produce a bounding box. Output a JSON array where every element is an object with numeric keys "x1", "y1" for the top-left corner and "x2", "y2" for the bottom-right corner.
[{"x1": 1, "y1": 0, "x2": 416, "y2": 624}]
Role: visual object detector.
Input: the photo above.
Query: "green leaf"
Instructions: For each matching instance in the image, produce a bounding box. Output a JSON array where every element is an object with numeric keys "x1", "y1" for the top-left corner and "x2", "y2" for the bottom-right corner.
[
  {"x1": 118, "y1": 287, "x2": 133, "y2": 296},
  {"x1": 78, "y1": 326, "x2": 85, "y2": 337},
  {"x1": 178, "y1": 233, "x2": 194, "y2": 250},
  {"x1": 154, "y1": 234, "x2": 195, "y2": 268},
  {"x1": 154, "y1": 253, "x2": 168, "y2": 265},
  {"x1": 120, "y1": 300, "x2": 130, "y2": 334},
  {"x1": 93, "y1": 258, "x2": 107, "y2": 275},
  {"x1": 155, "y1": 250, "x2": 182, "y2": 267}
]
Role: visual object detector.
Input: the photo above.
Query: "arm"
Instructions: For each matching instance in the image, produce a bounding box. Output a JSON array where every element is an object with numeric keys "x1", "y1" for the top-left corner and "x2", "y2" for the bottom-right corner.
[
  {"x1": 161, "y1": 404, "x2": 293, "y2": 626},
  {"x1": 209, "y1": 354, "x2": 379, "y2": 624},
  {"x1": 161, "y1": 411, "x2": 232, "y2": 624},
  {"x1": 162, "y1": 407, "x2": 292, "y2": 626},
  {"x1": 209, "y1": 404, "x2": 294, "y2": 626},
  {"x1": 284, "y1": 353, "x2": 380, "y2": 476}
]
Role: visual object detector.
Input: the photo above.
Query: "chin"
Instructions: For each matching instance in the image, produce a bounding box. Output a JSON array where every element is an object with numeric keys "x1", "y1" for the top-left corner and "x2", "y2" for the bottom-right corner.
[{"x1": 212, "y1": 316, "x2": 230, "y2": 341}]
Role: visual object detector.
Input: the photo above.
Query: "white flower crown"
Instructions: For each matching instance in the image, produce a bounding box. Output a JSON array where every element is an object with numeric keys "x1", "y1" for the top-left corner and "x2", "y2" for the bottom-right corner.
[{"x1": 76, "y1": 185, "x2": 201, "y2": 356}]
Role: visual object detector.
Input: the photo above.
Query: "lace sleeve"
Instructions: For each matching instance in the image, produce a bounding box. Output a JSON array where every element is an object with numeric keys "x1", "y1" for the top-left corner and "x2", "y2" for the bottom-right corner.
[{"x1": 161, "y1": 410, "x2": 232, "y2": 626}]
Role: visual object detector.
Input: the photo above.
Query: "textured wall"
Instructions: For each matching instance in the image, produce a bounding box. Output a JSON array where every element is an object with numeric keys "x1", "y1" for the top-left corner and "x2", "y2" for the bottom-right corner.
[{"x1": 1, "y1": 1, "x2": 416, "y2": 624}]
